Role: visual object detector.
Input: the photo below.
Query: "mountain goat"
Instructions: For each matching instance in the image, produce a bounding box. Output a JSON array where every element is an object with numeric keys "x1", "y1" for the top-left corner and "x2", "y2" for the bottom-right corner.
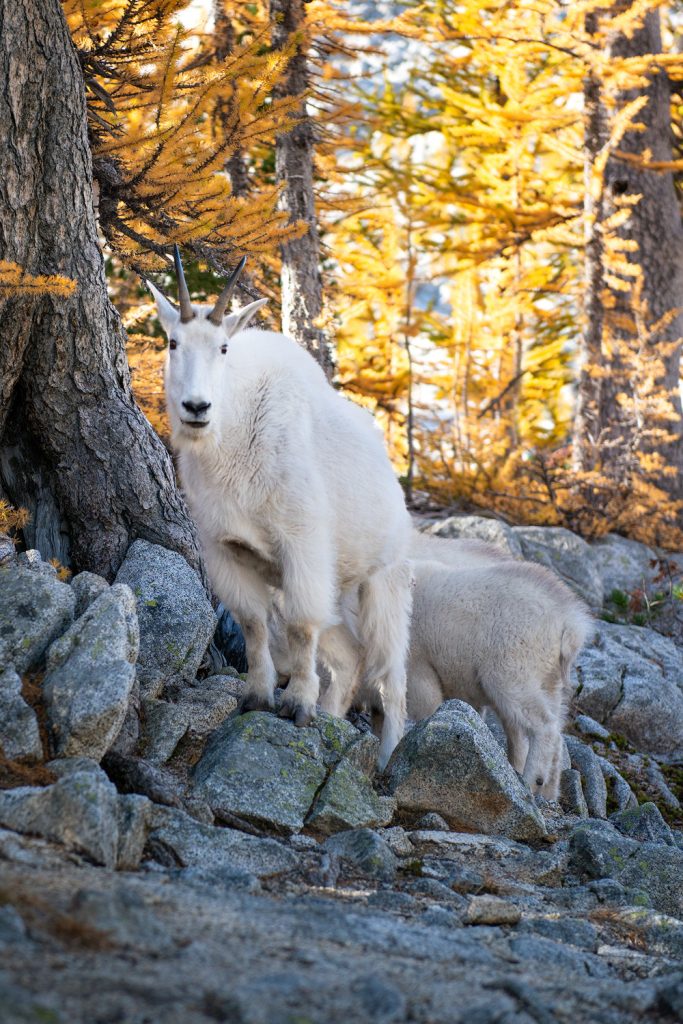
[
  {"x1": 148, "y1": 248, "x2": 412, "y2": 767},
  {"x1": 270, "y1": 533, "x2": 592, "y2": 797}
]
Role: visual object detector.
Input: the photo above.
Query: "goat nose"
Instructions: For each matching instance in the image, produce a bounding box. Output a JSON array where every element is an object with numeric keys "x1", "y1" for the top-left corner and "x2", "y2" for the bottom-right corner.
[{"x1": 182, "y1": 400, "x2": 211, "y2": 416}]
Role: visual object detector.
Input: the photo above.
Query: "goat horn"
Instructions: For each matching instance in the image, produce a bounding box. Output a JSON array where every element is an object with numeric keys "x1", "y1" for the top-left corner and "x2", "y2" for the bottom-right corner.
[
  {"x1": 173, "y1": 244, "x2": 195, "y2": 323},
  {"x1": 207, "y1": 255, "x2": 247, "y2": 326}
]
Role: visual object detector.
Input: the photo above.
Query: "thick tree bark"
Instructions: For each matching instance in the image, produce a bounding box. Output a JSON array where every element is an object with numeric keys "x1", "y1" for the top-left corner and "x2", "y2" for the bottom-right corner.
[
  {"x1": 270, "y1": 0, "x2": 334, "y2": 378},
  {"x1": 574, "y1": 10, "x2": 683, "y2": 507},
  {"x1": 213, "y1": 1, "x2": 250, "y2": 199},
  {"x1": 0, "y1": 0, "x2": 201, "y2": 579}
]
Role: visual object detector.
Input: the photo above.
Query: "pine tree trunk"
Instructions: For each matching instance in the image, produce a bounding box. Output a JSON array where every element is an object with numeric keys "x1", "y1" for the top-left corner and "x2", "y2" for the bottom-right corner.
[
  {"x1": 574, "y1": 10, "x2": 683, "y2": 510},
  {"x1": 270, "y1": 0, "x2": 334, "y2": 378},
  {"x1": 0, "y1": 0, "x2": 202, "y2": 579}
]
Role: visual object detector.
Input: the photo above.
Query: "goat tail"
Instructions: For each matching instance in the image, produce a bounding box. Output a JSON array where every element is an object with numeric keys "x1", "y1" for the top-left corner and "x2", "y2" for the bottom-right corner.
[
  {"x1": 559, "y1": 602, "x2": 594, "y2": 691},
  {"x1": 357, "y1": 560, "x2": 413, "y2": 768}
]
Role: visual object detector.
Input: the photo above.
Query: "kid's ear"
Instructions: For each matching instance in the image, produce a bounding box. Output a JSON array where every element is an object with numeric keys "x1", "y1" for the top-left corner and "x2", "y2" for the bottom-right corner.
[
  {"x1": 146, "y1": 280, "x2": 180, "y2": 336},
  {"x1": 223, "y1": 298, "x2": 268, "y2": 339}
]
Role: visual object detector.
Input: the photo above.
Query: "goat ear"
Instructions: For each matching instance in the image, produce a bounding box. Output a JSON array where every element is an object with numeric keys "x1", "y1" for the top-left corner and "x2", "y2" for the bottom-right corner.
[
  {"x1": 223, "y1": 298, "x2": 268, "y2": 339},
  {"x1": 146, "y1": 280, "x2": 180, "y2": 336}
]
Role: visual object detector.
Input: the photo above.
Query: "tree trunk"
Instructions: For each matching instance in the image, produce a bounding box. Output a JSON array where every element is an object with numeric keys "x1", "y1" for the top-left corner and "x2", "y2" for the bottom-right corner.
[
  {"x1": 213, "y1": 1, "x2": 250, "y2": 199},
  {"x1": 0, "y1": 0, "x2": 201, "y2": 579},
  {"x1": 270, "y1": 0, "x2": 334, "y2": 377},
  {"x1": 574, "y1": 9, "x2": 683, "y2": 508}
]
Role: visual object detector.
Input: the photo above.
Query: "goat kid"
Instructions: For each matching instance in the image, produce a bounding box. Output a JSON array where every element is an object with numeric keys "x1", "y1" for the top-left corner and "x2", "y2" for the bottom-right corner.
[
  {"x1": 148, "y1": 249, "x2": 412, "y2": 767},
  {"x1": 269, "y1": 533, "x2": 592, "y2": 798}
]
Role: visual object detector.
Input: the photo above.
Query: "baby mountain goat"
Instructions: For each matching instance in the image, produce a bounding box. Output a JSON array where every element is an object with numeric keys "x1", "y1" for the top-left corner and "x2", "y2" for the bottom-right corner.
[
  {"x1": 148, "y1": 248, "x2": 412, "y2": 767},
  {"x1": 270, "y1": 534, "x2": 592, "y2": 798}
]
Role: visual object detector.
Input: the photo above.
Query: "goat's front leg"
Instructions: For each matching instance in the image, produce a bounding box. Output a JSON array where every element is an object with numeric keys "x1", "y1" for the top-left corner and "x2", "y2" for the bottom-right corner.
[
  {"x1": 278, "y1": 622, "x2": 320, "y2": 726},
  {"x1": 275, "y1": 525, "x2": 335, "y2": 728},
  {"x1": 209, "y1": 544, "x2": 277, "y2": 713}
]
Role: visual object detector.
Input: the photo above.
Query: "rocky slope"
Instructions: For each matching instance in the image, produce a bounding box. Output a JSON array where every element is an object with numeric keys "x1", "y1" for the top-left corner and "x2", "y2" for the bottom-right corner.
[{"x1": 1, "y1": 521, "x2": 682, "y2": 1023}]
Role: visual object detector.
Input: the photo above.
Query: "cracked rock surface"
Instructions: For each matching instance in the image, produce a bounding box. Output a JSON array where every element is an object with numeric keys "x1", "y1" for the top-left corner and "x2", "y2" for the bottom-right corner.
[{"x1": 2, "y1": 526, "x2": 683, "y2": 1023}]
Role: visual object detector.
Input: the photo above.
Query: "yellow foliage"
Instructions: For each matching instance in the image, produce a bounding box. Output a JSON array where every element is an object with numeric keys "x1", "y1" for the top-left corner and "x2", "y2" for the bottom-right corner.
[
  {"x1": 0, "y1": 261, "x2": 75, "y2": 297},
  {"x1": 0, "y1": 500, "x2": 29, "y2": 536},
  {"x1": 319, "y1": 0, "x2": 683, "y2": 545}
]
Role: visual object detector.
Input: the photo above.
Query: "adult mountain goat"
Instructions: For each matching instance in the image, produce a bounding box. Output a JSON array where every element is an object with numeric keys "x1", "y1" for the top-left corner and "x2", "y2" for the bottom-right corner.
[
  {"x1": 270, "y1": 534, "x2": 592, "y2": 797},
  {"x1": 148, "y1": 249, "x2": 412, "y2": 767}
]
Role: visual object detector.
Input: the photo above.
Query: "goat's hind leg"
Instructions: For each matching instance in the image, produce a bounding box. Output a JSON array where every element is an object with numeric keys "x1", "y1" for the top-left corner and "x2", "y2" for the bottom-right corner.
[
  {"x1": 357, "y1": 561, "x2": 412, "y2": 770},
  {"x1": 240, "y1": 616, "x2": 277, "y2": 713},
  {"x1": 521, "y1": 692, "x2": 561, "y2": 799}
]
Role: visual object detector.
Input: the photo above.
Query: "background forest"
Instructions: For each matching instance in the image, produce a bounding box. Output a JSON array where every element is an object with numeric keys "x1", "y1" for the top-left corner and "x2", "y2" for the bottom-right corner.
[{"x1": 5, "y1": 0, "x2": 683, "y2": 561}]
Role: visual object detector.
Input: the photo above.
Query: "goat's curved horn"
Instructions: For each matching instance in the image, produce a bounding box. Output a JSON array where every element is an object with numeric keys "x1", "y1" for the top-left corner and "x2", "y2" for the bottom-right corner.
[
  {"x1": 173, "y1": 244, "x2": 195, "y2": 323},
  {"x1": 207, "y1": 256, "x2": 247, "y2": 326}
]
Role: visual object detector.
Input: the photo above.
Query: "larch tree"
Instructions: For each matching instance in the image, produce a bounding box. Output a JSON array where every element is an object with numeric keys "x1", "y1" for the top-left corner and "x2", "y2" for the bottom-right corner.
[
  {"x1": 270, "y1": 0, "x2": 334, "y2": 377},
  {"x1": 0, "y1": 0, "x2": 201, "y2": 579},
  {"x1": 0, "y1": 0, "x2": 303, "y2": 577},
  {"x1": 573, "y1": 5, "x2": 683, "y2": 535}
]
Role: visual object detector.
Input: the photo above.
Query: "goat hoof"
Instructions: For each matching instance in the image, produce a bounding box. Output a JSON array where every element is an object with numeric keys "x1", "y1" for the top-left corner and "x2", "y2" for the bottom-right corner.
[
  {"x1": 278, "y1": 701, "x2": 315, "y2": 728},
  {"x1": 239, "y1": 693, "x2": 274, "y2": 714}
]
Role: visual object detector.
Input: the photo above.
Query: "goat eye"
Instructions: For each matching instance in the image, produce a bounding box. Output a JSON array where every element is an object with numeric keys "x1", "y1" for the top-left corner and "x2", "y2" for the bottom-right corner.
[
  {"x1": 221, "y1": 344, "x2": 228, "y2": 354},
  {"x1": 169, "y1": 339, "x2": 177, "y2": 350}
]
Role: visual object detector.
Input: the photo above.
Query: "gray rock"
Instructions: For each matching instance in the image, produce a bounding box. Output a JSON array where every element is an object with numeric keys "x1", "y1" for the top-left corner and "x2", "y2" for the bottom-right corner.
[
  {"x1": 605, "y1": 907, "x2": 683, "y2": 960},
  {"x1": 464, "y1": 895, "x2": 521, "y2": 926},
  {"x1": 597, "y1": 757, "x2": 638, "y2": 813},
  {"x1": 140, "y1": 698, "x2": 190, "y2": 764},
  {"x1": 101, "y1": 751, "x2": 182, "y2": 809},
  {"x1": 0, "y1": 562, "x2": 74, "y2": 673},
  {"x1": 574, "y1": 621, "x2": 683, "y2": 757},
  {"x1": 46, "y1": 754, "x2": 103, "y2": 778},
  {"x1": 0, "y1": 979, "x2": 64, "y2": 1024},
  {"x1": 559, "y1": 768, "x2": 589, "y2": 818},
  {"x1": 0, "y1": 666, "x2": 42, "y2": 760},
  {"x1": 366, "y1": 889, "x2": 418, "y2": 914},
  {"x1": 70, "y1": 570, "x2": 109, "y2": 618},
  {"x1": 107, "y1": 683, "x2": 141, "y2": 758},
  {"x1": 325, "y1": 828, "x2": 398, "y2": 880},
  {"x1": 423, "y1": 515, "x2": 522, "y2": 557},
  {"x1": 564, "y1": 736, "x2": 607, "y2": 818},
  {"x1": 306, "y1": 759, "x2": 395, "y2": 835},
  {"x1": 17, "y1": 549, "x2": 57, "y2": 577},
  {"x1": 174, "y1": 674, "x2": 241, "y2": 737},
  {"x1": 145, "y1": 805, "x2": 298, "y2": 878},
  {"x1": 192, "y1": 711, "x2": 364, "y2": 835},
  {"x1": 380, "y1": 825, "x2": 414, "y2": 858},
  {"x1": 415, "y1": 812, "x2": 451, "y2": 831},
  {"x1": 517, "y1": 916, "x2": 598, "y2": 951},
  {"x1": 384, "y1": 701, "x2": 546, "y2": 841},
  {"x1": 575, "y1": 714, "x2": 611, "y2": 741},
  {"x1": 116, "y1": 794, "x2": 151, "y2": 870},
  {"x1": 569, "y1": 823, "x2": 683, "y2": 917},
  {"x1": 507, "y1": 933, "x2": 610, "y2": 977},
  {"x1": 67, "y1": 886, "x2": 180, "y2": 956},
  {"x1": 0, "y1": 905, "x2": 28, "y2": 946},
  {"x1": 0, "y1": 826, "x2": 84, "y2": 870},
  {"x1": 611, "y1": 802, "x2": 675, "y2": 846},
  {"x1": 115, "y1": 540, "x2": 216, "y2": 698},
  {"x1": 637, "y1": 755, "x2": 681, "y2": 811},
  {"x1": 43, "y1": 584, "x2": 139, "y2": 761},
  {"x1": 512, "y1": 525, "x2": 604, "y2": 608},
  {"x1": 177, "y1": 863, "x2": 261, "y2": 895},
  {"x1": 0, "y1": 766, "x2": 119, "y2": 866},
  {"x1": 589, "y1": 533, "x2": 658, "y2": 599}
]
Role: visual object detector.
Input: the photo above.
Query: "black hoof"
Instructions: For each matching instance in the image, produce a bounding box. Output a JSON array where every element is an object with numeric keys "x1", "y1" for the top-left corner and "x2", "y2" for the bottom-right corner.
[
  {"x1": 278, "y1": 702, "x2": 315, "y2": 728},
  {"x1": 239, "y1": 694, "x2": 274, "y2": 715}
]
